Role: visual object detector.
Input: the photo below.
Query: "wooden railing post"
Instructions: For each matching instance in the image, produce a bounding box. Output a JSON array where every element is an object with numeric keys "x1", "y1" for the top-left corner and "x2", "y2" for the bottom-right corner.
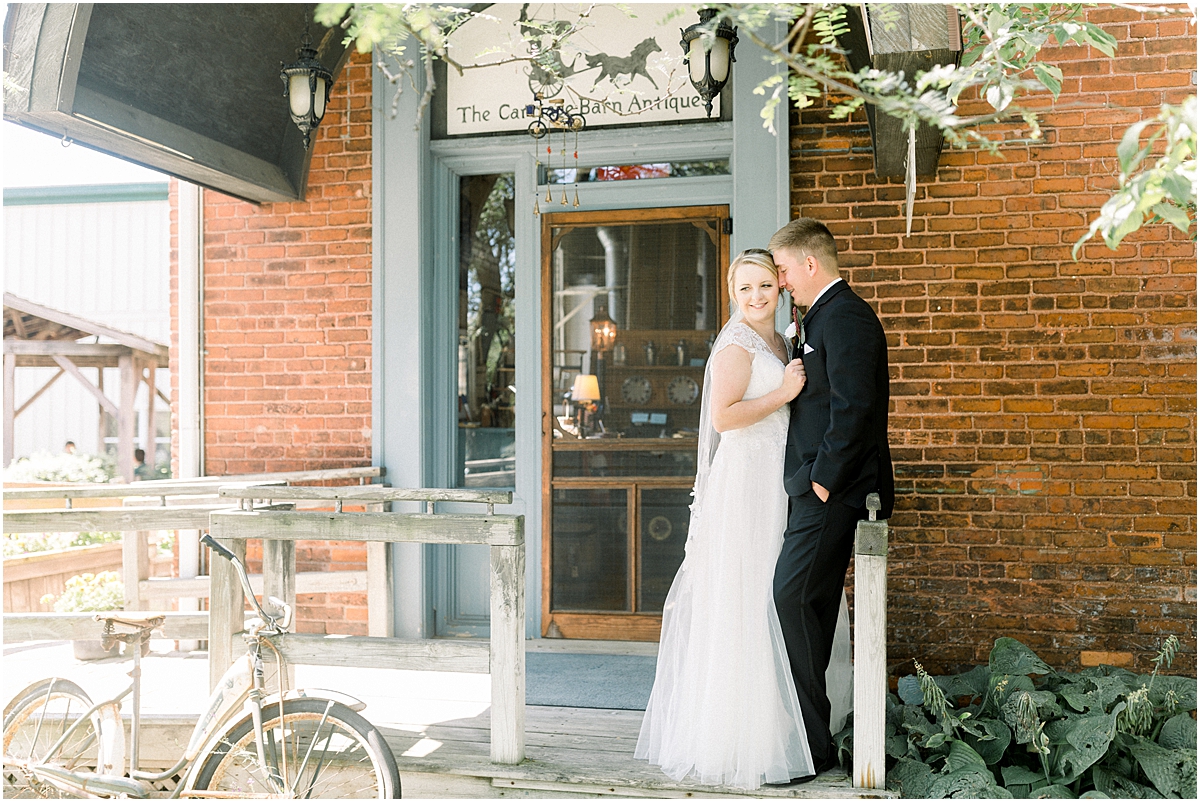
[
  {"x1": 366, "y1": 541, "x2": 394, "y2": 637},
  {"x1": 208, "y1": 537, "x2": 247, "y2": 691},
  {"x1": 261, "y1": 537, "x2": 296, "y2": 690},
  {"x1": 366, "y1": 499, "x2": 394, "y2": 638},
  {"x1": 489, "y1": 531, "x2": 525, "y2": 764},
  {"x1": 853, "y1": 492, "x2": 888, "y2": 790},
  {"x1": 122, "y1": 529, "x2": 149, "y2": 611}
]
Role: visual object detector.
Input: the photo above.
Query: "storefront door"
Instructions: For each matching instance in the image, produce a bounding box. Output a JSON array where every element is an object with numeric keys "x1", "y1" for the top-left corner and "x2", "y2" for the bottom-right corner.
[{"x1": 541, "y1": 205, "x2": 730, "y2": 640}]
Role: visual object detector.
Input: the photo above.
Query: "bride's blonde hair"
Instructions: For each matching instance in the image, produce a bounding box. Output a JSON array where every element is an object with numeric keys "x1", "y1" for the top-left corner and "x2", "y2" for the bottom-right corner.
[{"x1": 726, "y1": 248, "x2": 779, "y2": 304}]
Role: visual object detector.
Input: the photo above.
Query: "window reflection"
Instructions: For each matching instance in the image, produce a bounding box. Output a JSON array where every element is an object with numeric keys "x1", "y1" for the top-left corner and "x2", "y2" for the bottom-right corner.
[{"x1": 458, "y1": 174, "x2": 516, "y2": 488}]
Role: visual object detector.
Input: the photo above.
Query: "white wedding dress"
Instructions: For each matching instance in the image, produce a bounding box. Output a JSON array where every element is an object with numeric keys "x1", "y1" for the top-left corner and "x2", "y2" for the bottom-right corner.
[{"x1": 634, "y1": 320, "x2": 852, "y2": 790}]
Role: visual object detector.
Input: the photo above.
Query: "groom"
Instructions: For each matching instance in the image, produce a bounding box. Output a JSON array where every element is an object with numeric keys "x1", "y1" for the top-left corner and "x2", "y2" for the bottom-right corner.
[{"x1": 770, "y1": 218, "x2": 894, "y2": 779}]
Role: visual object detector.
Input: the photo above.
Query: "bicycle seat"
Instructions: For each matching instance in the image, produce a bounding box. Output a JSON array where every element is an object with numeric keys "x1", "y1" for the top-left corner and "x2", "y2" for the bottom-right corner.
[{"x1": 94, "y1": 613, "x2": 166, "y2": 630}]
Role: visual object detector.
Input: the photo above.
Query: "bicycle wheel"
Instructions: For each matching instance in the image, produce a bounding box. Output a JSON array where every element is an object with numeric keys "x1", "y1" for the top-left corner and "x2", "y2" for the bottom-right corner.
[
  {"x1": 190, "y1": 698, "x2": 400, "y2": 798},
  {"x1": 3, "y1": 678, "x2": 101, "y2": 798}
]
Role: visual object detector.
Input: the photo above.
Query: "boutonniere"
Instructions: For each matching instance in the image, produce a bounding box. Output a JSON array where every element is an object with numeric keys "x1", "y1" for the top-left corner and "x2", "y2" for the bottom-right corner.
[{"x1": 784, "y1": 322, "x2": 797, "y2": 340}]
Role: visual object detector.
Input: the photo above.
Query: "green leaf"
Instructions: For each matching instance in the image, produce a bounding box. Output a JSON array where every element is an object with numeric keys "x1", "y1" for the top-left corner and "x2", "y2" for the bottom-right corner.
[
  {"x1": 1092, "y1": 764, "x2": 1155, "y2": 798},
  {"x1": 888, "y1": 756, "x2": 934, "y2": 797},
  {"x1": 946, "y1": 739, "x2": 989, "y2": 773},
  {"x1": 1158, "y1": 713, "x2": 1197, "y2": 750},
  {"x1": 1160, "y1": 172, "x2": 1195, "y2": 206},
  {"x1": 1081, "y1": 22, "x2": 1118, "y2": 57},
  {"x1": 929, "y1": 768, "x2": 1012, "y2": 799},
  {"x1": 1033, "y1": 63, "x2": 1063, "y2": 98},
  {"x1": 938, "y1": 666, "x2": 991, "y2": 704},
  {"x1": 991, "y1": 638, "x2": 1054, "y2": 676},
  {"x1": 1003, "y1": 764, "x2": 1048, "y2": 787},
  {"x1": 1128, "y1": 735, "x2": 1185, "y2": 796},
  {"x1": 1052, "y1": 704, "x2": 1123, "y2": 783},
  {"x1": 1151, "y1": 201, "x2": 1192, "y2": 232},
  {"x1": 1033, "y1": 785, "x2": 1077, "y2": 798},
  {"x1": 1117, "y1": 120, "x2": 1154, "y2": 174},
  {"x1": 1060, "y1": 685, "x2": 1093, "y2": 713},
  {"x1": 964, "y1": 719, "x2": 1012, "y2": 766},
  {"x1": 886, "y1": 732, "x2": 913, "y2": 758},
  {"x1": 1149, "y1": 675, "x2": 1198, "y2": 711},
  {"x1": 1078, "y1": 793, "x2": 1110, "y2": 799},
  {"x1": 899, "y1": 674, "x2": 925, "y2": 705},
  {"x1": 1090, "y1": 675, "x2": 1135, "y2": 710},
  {"x1": 901, "y1": 705, "x2": 941, "y2": 739}
]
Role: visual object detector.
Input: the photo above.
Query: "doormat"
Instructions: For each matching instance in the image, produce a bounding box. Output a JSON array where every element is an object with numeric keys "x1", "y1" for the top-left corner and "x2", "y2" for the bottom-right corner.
[{"x1": 526, "y1": 652, "x2": 657, "y2": 710}]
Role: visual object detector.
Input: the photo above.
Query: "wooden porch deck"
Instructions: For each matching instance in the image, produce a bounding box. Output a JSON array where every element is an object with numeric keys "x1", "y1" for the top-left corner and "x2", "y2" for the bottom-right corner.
[
  {"x1": 384, "y1": 705, "x2": 879, "y2": 799},
  {"x1": 2, "y1": 641, "x2": 891, "y2": 799},
  {"x1": 123, "y1": 707, "x2": 878, "y2": 799}
]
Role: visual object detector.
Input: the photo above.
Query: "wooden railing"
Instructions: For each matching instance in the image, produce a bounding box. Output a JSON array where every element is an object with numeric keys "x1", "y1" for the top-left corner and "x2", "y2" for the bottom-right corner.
[
  {"x1": 208, "y1": 485, "x2": 526, "y2": 764},
  {"x1": 3, "y1": 467, "x2": 385, "y2": 615},
  {"x1": 853, "y1": 493, "x2": 888, "y2": 790}
]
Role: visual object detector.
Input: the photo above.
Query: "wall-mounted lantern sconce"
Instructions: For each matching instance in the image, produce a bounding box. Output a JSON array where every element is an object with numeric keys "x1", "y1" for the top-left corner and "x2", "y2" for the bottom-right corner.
[
  {"x1": 280, "y1": 27, "x2": 333, "y2": 150},
  {"x1": 680, "y1": 8, "x2": 738, "y2": 117}
]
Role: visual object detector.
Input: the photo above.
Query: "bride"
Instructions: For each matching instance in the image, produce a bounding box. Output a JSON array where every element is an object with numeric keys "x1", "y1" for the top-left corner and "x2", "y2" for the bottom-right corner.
[{"x1": 635, "y1": 249, "x2": 851, "y2": 789}]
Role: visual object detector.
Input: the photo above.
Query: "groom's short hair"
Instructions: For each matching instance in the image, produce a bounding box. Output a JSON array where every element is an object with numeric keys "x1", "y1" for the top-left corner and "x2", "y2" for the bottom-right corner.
[{"x1": 769, "y1": 218, "x2": 839, "y2": 273}]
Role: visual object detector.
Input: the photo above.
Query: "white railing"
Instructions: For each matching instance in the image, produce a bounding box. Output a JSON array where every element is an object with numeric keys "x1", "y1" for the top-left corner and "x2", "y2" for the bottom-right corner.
[
  {"x1": 3, "y1": 467, "x2": 386, "y2": 615},
  {"x1": 208, "y1": 485, "x2": 526, "y2": 765},
  {"x1": 853, "y1": 493, "x2": 888, "y2": 790}
]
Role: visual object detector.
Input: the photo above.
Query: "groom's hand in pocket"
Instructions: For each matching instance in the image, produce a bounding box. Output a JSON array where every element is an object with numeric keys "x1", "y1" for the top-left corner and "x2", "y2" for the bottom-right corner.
[{"x1": 812, "y1": 481, "x2": 830, "y2": 503}]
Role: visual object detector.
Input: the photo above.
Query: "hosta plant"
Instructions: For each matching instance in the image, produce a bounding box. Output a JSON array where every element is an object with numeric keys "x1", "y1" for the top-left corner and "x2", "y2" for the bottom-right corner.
[{"x1": 835, "y1": 636, "x2": 1196, "y2": 798}]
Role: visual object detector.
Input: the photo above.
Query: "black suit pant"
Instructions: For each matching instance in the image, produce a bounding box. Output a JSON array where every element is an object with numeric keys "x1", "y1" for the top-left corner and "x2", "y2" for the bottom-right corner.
[{"x1": 773, "y1": 494, "x2": 863, "y2": 768}]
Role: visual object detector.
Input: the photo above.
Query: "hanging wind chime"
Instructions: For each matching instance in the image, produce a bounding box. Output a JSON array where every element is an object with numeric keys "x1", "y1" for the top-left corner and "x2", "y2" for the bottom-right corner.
[{"x1": 526, "y1": 94, "x2": 585, "y2": 216}]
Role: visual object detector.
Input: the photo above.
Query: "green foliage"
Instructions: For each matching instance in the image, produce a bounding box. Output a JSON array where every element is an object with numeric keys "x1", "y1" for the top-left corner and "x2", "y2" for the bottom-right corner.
[
  {"x1": 3, "y1": 531, "x2": 123, "y2": 558},
  {"x1": 836, "y1": 637, "x2": 1197, "y2": 798},
  {"x1": 320, "y1": 3, "x2": 1193, "y2": 243},
  {"x1": 4, "y1": 450, "x2": 115, "y2": 483},
  {"x1": 40, "y1": 571, "x2": 124, "y2": 612},
  {"x1": 1075, "y1": 97, "x2": 1197, "y2": 257}
]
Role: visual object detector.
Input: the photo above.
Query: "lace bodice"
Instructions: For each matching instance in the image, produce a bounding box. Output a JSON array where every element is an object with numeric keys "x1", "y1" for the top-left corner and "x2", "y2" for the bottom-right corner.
[{"x1": 712, "y1": 323, "x2": 789, "y2": 446}]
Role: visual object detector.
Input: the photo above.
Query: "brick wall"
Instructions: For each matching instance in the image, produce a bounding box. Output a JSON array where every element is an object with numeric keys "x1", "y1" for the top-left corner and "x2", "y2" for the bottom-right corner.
[
  {"x1": 170, "y1": 51, "x2": 374, "y2": 634},
  {"x1": 790, "y1": 7, "x2": 1196, "y2": 674}
]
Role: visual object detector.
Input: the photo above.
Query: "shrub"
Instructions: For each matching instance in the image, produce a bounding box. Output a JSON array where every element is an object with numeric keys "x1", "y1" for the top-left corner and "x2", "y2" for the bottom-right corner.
[
  {"x1": 4, "y1": 450, "x2": 115, "y2": 483},
  {"x1": 40, "y1": 571, "x2": 124, "y2": 612},
  {"x1": 3, "y1": 531, "x2": 122, "y2": 558},
  {"x1": 836, "y1": 636, "x2": 1196, "y2": 798}
]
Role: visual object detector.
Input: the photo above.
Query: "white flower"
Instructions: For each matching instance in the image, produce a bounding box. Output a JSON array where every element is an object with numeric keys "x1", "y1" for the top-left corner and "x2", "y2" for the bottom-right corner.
[{"x1": 784, "y1": 322, "x2": 797, "y2": 339}]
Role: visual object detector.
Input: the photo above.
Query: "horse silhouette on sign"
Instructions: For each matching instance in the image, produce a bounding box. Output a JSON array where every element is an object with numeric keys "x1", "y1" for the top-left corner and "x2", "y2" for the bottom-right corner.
[{"x1": 585, "y1": 37, "x2": 662, "y2": 90}]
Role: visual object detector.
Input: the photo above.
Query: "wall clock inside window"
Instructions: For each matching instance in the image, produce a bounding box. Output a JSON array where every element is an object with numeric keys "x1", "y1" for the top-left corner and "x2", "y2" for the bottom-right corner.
[
  {"x1": 666, "y1": 375, "x2": 699, "y2": 405},
  {"x1": 620, "y1": 375, "x2": 652, "y2": 405}
]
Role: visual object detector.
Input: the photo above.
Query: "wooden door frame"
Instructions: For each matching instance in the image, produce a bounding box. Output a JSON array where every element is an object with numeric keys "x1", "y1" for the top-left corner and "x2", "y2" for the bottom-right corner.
[{"x1": 540, "y1": 204, "x2": 731, "y2": 640}]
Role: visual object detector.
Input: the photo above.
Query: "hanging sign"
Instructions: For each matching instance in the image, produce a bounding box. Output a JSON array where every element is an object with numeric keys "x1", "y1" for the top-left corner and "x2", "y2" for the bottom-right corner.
[{"x1": 444, "y1": 3, "x2": 717, "y2": 136}]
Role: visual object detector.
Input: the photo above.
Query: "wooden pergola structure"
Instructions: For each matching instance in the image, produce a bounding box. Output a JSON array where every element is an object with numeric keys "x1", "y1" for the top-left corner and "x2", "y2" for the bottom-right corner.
[{"x1": 3, "y1": 292, "x2": 169, "y2": 481}]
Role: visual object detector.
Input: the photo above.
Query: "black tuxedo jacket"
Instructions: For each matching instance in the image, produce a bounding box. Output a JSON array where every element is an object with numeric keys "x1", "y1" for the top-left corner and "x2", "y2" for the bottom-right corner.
[{"x1": 784, "y1": 281, "x2": 894, "y2": 517}]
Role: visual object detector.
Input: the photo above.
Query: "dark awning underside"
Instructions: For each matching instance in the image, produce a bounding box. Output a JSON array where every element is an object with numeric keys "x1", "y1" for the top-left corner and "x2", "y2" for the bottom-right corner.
[{"x1": 3, "y1": 3, "x2": 351, "y2": 203}]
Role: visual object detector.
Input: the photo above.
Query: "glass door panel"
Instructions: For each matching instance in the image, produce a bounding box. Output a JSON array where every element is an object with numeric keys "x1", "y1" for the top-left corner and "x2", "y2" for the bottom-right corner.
[
  {"x1": 637, "y1": 487, "x2": 692, "y2": 613},
  {"x1": 542, "y1": 206, "x2": 728, "y2": 640},
  {"x1": 550, "y1": 487, "x2": 629, "y2": 612}
]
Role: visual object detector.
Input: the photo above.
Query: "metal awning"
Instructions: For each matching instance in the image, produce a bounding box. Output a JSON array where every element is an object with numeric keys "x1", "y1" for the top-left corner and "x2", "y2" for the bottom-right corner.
[{"x1": 2, "y1": 3, "x2": 352, "y2": 203}]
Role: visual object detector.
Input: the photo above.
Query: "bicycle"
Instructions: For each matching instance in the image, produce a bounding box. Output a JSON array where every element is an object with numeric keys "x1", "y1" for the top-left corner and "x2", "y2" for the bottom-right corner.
[{"x1": 3, "y1": 533, "x2": 401, "y2": 798}]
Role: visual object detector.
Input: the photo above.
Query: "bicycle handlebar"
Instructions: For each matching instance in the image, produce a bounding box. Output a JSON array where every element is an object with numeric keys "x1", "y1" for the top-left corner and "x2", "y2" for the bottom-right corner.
[
  {"x1": 200, "y1": 534, "x2": 287, "y2": 632},
  {"x1": 201, "y1": 533, "x2": 239, "y2": 565}
]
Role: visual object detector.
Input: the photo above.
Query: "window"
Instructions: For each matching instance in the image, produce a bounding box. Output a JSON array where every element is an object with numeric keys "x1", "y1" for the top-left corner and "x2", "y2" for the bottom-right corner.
[{"x1": 456, "y1": 174, "x2": 516, "y2": 488}]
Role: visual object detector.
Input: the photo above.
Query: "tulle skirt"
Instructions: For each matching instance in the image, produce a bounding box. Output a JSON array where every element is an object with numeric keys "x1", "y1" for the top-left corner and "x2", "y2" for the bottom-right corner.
[{"x1": 634, "y1": 431, "x2": 814, "y2": 789}]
